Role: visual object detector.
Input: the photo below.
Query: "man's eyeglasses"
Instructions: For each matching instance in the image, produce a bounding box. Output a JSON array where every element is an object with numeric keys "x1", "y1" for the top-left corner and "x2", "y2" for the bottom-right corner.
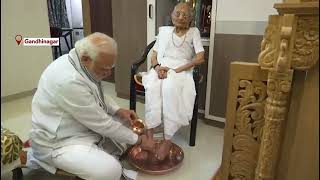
[{"x1": 103, "y1": 64, "x2": 115, "y2": 71}]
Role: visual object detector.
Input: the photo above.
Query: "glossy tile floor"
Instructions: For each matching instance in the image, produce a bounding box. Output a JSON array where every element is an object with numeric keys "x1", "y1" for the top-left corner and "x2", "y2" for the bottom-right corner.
[{"x1": 1, "y1": 82, "x2": 224, "y2": 180}]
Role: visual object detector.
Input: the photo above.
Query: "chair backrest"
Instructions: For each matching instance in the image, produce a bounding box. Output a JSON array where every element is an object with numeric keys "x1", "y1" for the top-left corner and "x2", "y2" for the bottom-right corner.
[
  {"x1": 146, "y1": 49, "x2": 153, "y2": 70},
  {"x1": 50, "y1": 27, "x2": 63, "y2": 37},
  {"x1": 146, "y1": 39, "x2": 157, "y2": 70},
  {"x1": 132, "y1": 40, "x2": 156, "y2": 72}
]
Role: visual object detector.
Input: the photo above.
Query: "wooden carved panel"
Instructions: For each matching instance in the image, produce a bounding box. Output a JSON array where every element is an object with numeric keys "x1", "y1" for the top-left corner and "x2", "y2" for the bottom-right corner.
[
  {"x1": 216, "y1": 2, "x2": 318, "y2": 180},
  {"x1": 230, "y1": 80, "x2": 267, "y2": 179},
  {"x1": 258, "y1": 16, "x2": 281, "y2": 70},
  {"x1": 301, "y1": 0, "x2": 319, "y2": 2},
  {"x1": 221, "y1": 63, "x2": 268, "y2": 180},
  {"x1": 259, "y1": 15, "x2": 319, "y2": 71},
  {"x1": 291, "y1": 16, "x2": 319, "y2": 70}
]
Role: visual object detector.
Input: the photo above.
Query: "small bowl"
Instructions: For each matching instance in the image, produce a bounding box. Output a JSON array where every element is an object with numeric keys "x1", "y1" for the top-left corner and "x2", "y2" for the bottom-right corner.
[{"x1": 132, "y1": 119, "x2": 145, "y2": 135}]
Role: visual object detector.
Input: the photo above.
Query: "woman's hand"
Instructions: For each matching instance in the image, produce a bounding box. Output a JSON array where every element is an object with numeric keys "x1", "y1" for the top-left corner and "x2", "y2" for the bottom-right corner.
[
  {"x1": 155, "y1": 66, "x2": 171, "y2": 79},
  {"x1": 171, "y1": 52, "x2": 205, "y2": 73},
  {"x1": 115, "y1": 108, "x2": 138, "y2": 123}
]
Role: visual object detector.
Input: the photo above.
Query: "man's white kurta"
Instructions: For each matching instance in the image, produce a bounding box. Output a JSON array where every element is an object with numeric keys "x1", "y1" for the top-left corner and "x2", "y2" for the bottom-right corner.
[
  {"x1": 142, "y1": 26, "x2": 204, "y2": 138},
  {"x1": 28, "y1": 49, "x2": 138, "y2": 174}
]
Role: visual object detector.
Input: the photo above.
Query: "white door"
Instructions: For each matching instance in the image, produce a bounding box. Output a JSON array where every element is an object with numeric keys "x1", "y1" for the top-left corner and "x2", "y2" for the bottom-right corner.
[
  {"x1": 147, "y1": 0, "x2": 156, "y2": 45},
  {"x1": 205, "y1": 0, "x2": 223, "y2": 122},
  {"x1": 146, "y1": 0, "x2": 155, "y2": 69}
]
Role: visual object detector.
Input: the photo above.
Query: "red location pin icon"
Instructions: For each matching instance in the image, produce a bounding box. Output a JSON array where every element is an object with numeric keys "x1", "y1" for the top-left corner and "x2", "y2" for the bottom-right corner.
[{"x1": 15, "y1": 35, "x2": 22, "y2": 45}]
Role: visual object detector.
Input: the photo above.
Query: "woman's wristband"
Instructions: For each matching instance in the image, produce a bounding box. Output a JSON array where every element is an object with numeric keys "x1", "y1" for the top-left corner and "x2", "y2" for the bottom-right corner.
[{"x1": 152, "y1": 63, "x2": 160, "y2": 69}]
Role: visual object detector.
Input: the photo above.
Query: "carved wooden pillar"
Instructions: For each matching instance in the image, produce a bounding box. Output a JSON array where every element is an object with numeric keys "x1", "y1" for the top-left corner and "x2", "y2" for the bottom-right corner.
[
  {"x1": 255, "y1": 2, "x2": 319, "y2": 180},
  {"x1": 255, "y1": 15, "x2": 295, "y2": 180},
  {"x1": 216, "y1": 1, "x2": 318, "y2": 180}
]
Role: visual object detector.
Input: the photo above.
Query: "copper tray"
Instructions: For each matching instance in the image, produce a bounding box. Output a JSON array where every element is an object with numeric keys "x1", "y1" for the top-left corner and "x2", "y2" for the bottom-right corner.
[{"x1": 127, "y1": 141, "x2": 184, "y2": 175}]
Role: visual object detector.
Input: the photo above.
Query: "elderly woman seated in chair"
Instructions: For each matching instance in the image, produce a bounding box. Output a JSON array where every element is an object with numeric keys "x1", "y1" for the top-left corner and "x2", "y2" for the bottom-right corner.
[{"x1": 141, "y1": 2, "x2": 205, "y2": 160}]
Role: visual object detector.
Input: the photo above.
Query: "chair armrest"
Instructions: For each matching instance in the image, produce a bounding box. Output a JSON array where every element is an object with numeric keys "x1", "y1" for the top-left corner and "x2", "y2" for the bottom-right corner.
[
  {"x1": 131, "y1": 40, "x2": 156, "y2": 74},
  {"x1": 193, "y1": 65, "x2": 200, "y2": 81},
  {"x1": 62, "y1": 30, "x2": 73, "y2": 37},
  {"x1": 130, "y1": 41, "x2": 156, "y2": 111}
]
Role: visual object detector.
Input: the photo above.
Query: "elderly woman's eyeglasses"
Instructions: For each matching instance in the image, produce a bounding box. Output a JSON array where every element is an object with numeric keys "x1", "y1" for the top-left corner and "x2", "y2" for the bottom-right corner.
[{"x1": 173, "y1": 11, "x2": 190, "y2": 19}]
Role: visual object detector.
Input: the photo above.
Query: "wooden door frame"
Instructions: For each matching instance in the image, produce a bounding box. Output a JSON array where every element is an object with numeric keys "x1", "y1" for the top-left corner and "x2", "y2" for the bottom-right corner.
[
  {"x1": 81, "y1": 0, "x2": 91, "y2": 36},
  {"x1": 204, "y1": 0, "x2": 226, "y2": 122}
]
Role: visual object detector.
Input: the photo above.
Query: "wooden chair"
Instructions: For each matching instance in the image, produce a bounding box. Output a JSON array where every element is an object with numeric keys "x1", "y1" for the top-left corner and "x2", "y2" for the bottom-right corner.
[
  {"x1": 129, "y1": 40, "x2": 201, "y2": 146},
  {"x1": 50, "y1": 27, "x2": 73, "y2": 59}
]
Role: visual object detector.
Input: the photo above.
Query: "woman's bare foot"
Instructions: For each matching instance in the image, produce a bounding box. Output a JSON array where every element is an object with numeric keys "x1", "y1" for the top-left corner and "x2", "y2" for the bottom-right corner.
[
  {"x1": 146, "y1": 128, "x2": 154, "y2": 140},
  {"x1": 142, "y1": 128, "x2": 156, "y2": 153},
  {"x1": 140, "y1": 134, "x2": 156, "y2": 153},
  {"x1": 135, "y1": 150, "x2": 149, "y2": 161},
  {"x1": 155, "y1": 140, "x2": 172, "y2": 161}
]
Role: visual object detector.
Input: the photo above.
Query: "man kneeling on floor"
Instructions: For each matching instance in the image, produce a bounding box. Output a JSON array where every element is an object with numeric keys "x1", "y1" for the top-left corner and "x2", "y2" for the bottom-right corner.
[{"x1": 27, "y1": 32, "x2": 154, "y2": 180}]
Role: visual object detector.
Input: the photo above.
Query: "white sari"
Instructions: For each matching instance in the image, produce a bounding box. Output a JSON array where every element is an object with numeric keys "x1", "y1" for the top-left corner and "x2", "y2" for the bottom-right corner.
[{"x1": 142, "y1": 26, "x2": 204, "y2": 139}]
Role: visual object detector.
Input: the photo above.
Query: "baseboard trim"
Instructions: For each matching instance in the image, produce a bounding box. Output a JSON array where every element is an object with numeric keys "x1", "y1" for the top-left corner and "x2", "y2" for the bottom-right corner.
[
  {"x1": 198, "y1": 111, "x2": 225, "y2": 129},
  {"x1": 116, "y1": 91, "x2": 145, "y2": 104},
  {"x1": 116, "y1": 91, "x2": 129, "y2": 100},
  {"x1": 1, "y1": 89, "x2": 36, "y2": 103}
]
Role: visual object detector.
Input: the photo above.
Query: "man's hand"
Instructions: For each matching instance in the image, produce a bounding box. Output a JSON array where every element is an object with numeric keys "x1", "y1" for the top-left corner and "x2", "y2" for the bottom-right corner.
[
  {"x1": 115, "y1": 108, "x2": 138, "y2": 123},
  {"x1": 139, "y1": 135, "x2": 156, "y2": 152}
]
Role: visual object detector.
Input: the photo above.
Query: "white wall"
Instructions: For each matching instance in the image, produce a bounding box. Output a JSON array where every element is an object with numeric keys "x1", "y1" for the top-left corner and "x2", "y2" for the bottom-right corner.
[
  {"x1": 66, "y1": 0, "x2": 83, "y2": 28},
  {"x1": 215, "y1": 0, "x2": 282, "y2": 35},
  {"x1": 65, "y1": 0, "x2": 84, "y2": 46},
  {"x1": 66, "y1": 0, "x2": 73, "y2": 27},
  {"x1": 216, "y1": 0, "x2": 281, "y2": 21},
  {"x1": 1, "y1": 0, "x2": 53, "y2": 97},
  {"x1": 71, "y1": 0, "x2": 83, "y2": 28}
]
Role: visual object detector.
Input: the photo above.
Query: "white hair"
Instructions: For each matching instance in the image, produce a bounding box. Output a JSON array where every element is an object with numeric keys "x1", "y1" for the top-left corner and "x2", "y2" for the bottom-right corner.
[
  {"x1": 75, "y1": 32, "x2": 117, "y2": 61},
  {"x1": 171, "y1": 2, "x2": 195, "y2": 27},
  {"x1": 173, "y1": 2, "x2": 194, "y2": 19}
]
